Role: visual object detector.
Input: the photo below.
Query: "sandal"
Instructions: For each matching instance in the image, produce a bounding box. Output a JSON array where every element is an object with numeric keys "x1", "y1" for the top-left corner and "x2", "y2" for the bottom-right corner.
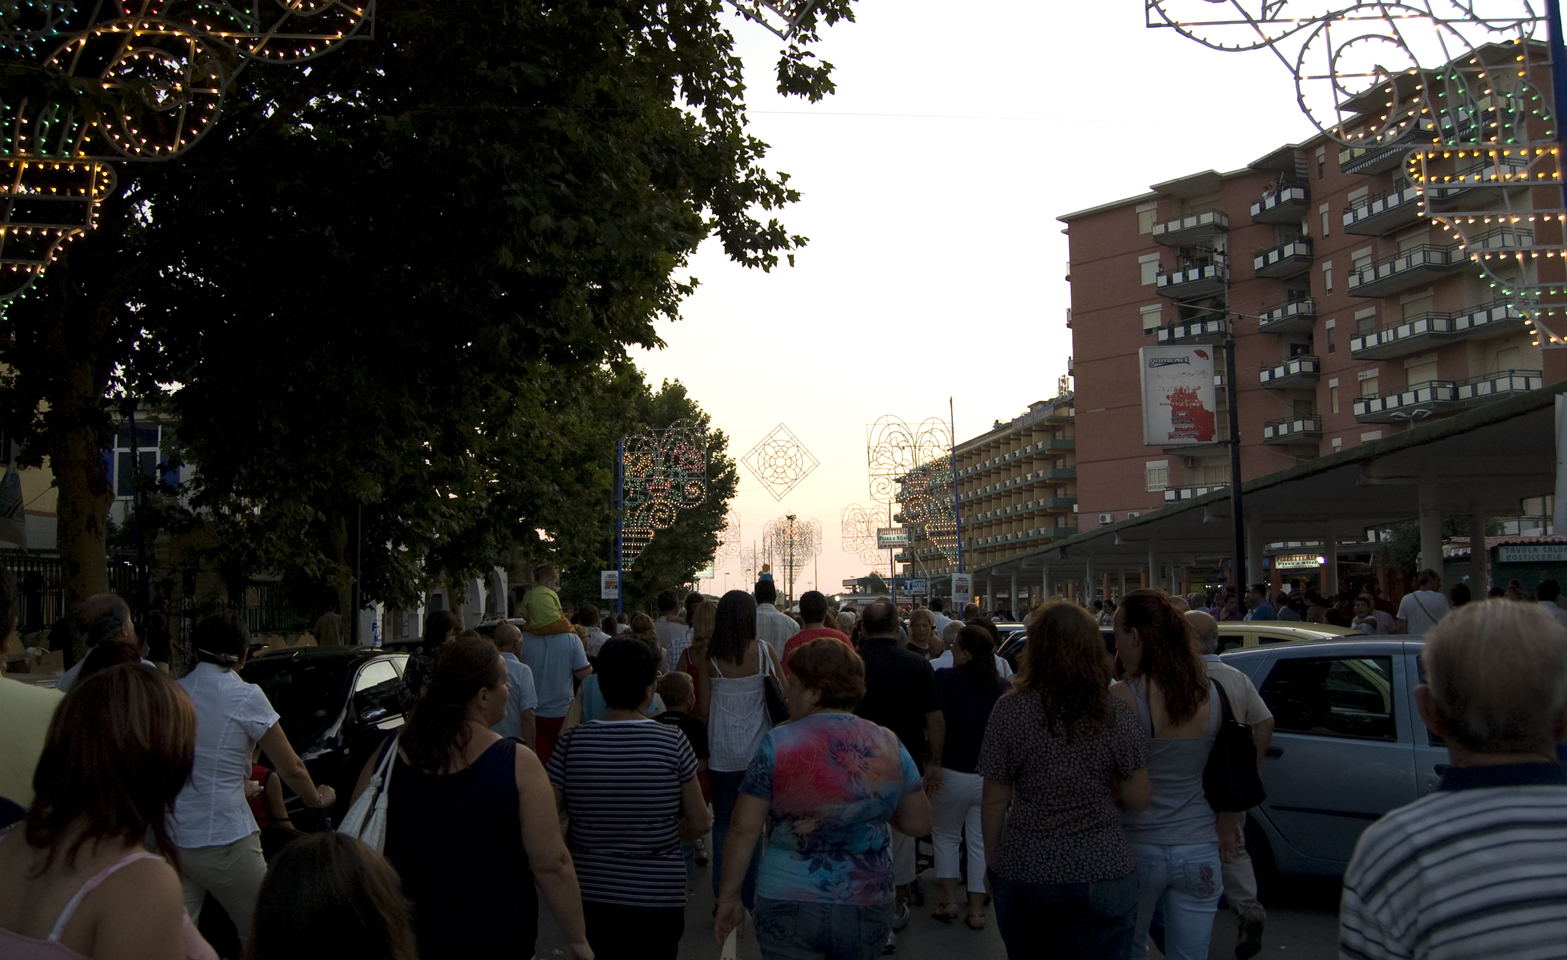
[
  {"x1": 965, "y1": 913, "x2": 987, "y2": 931},
  {"x1": 931, "y1": 902, "x2": 960, "y2": 922}
]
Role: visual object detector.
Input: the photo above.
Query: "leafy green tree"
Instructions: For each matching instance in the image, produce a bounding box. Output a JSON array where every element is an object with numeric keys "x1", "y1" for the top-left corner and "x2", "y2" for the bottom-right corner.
[{"x1": 0, "y1": 0, "x2": 853, "y2": 607}]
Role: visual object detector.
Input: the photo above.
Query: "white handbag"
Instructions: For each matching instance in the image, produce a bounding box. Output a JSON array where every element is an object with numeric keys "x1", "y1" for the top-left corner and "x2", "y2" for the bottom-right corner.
[{"x1": 337, "y1": 737, "x2": 398, "y2": 852}]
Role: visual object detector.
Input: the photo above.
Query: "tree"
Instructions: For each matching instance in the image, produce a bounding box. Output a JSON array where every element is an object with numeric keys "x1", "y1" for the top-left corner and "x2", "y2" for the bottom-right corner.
[{"x1": 0, "y1": 0, "x2": 854, "y2": 608}]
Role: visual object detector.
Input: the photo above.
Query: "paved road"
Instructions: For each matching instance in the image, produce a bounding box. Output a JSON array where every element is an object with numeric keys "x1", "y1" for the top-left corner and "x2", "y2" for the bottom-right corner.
[{"x1": 535, "y1": 861, "x2": 1342, "y2": 960}]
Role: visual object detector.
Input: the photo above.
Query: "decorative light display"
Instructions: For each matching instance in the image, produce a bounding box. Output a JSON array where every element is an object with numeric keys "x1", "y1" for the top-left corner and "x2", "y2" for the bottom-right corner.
[
  {"x1": 898, "y1": 457, "x2": 960, "y2": 568},
  {"x1": 620, "y1": 419, "x2": 707, "y2": 569},
  {"x1": 839, "y1": 503, "x2": 881, "y2": 565},
  {"x1": 763, "y1": 513, "x2": 821, "y2": 601},
  {"x1": 0, "y1": 0, "x2": 374, "y2": 300},
  {"x1": 1146, "y1": 1, "x2": 1567, "y2": 346},
  {"x1": 715, "y1": 512, "x2": 740, "y2": 562},
  {"x1": 866, "y1": 415, "x2": 951, "y2": 505},
  {"x1": 741, "y1": 422, "x2": 819, "y2": 501}
]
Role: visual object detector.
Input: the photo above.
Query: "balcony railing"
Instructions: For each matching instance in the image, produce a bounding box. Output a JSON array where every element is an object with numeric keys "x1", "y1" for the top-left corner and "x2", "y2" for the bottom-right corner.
[
  {"x1": 1254, "y1": 239, "x2": 1315, "y2": 278},
  {"x1": 1348, "y1": 300, "x2": 1529, "y2": 359},
  {"x1": 1250, "y1": 184, "x2": 1310, "y2": 224},
  {"x1": 1260, "y1": 355, "x2": 1321, "y2": 387},
  {"x1": 1156, "y1": 316, "x2": 1232, "y2": 344},
  {"x1": 1347, "y1": 245, "x2": 1464, "y2": 298},
  {"x1": 1257, "y1": 297, "x2": 1316, "y2": 334},
  {"x1": 1263, "y1": 415, "x2": 1323, "y2": 444},
  {"x1": 1151, "y1": 210, "x2": 1229, "y2": 246},
  {"x1": 1351, "y1": 369, "x2": 1543, "y2": 423},
  {"x1": 1338, "y1": 125, "x2": 1424, "y2": 175},
  {"x1": 1343, "y1": 183, "x2": 1423, "y2": 235},
  {"x1": 1452, "y1": 368, "x2": 1543, "y2": 404},
  {"x1": 1424, "y1": 158, "x2": 1530, "y2": 209},
  {"x1": 1162, "y1": 483, "x2": 1229, "y2": 503},
  {"x1": 1155, "y1": 259, "x2": 1229, "y2": 299}
]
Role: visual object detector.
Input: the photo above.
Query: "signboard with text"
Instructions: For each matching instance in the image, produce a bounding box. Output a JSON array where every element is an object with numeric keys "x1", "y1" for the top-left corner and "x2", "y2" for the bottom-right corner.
[
  {"x1": 1140, "y1": 345, "x2": 1218, "y2": 446},
  {"x1": 600, "y1": 570, "x2": 620, "y2": 600},
  {"x1": 951, "y1": 572, "x2": 973, "y2": 606},
  {"x1": 1498, "y1": 544, "x2": 1567, "y2": 564},
  {"x1": 903, "y1": 579, "x2": 928, "y2": 596},
  {"x1": 876, "y1": 527, "x2": 910, "y2": 549}
]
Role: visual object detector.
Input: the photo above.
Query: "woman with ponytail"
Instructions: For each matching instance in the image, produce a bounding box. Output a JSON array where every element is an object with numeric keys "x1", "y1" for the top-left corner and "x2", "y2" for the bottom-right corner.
[
  {"x1": 1112, "y1": 589, "x2": 1237, "y2": 960},
  {"x1": 365, "y1": 636, "x2": 590, "y2": 960},
  {"x1": 170, "y1": 614, "x2": 335, "y2": 956}
]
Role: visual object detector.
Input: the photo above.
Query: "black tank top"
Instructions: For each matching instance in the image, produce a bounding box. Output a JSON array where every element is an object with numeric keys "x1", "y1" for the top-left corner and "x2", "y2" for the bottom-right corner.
[{"x1": 384, "y1": 737, "x2": 537, "y2": 959}]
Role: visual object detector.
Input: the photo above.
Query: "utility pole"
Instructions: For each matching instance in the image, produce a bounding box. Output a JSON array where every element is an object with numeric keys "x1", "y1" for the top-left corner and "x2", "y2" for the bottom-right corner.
[{"x1": 1225, "y1": 322, "x2": 1246, "y2": 590}]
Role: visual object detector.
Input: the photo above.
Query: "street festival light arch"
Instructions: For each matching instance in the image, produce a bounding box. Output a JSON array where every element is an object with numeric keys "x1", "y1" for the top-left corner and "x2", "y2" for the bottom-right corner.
[
  {"x1": 840, "y1": 502, "x2": 883, "y2": 566},
  {"x1": 0, "y1": 0, "x2": 375, "y2": 301},
  {"x1": 1145, "y1": 0, "x2": 1567, "y2": 345},
  {"x1": 763, "y1": 513, "x2": 821, "y2": 603},
  {"x1": 615, "y1": 420, "x2": 707, "y2": 608},
  {"x1": 866, "y1": 415, "x2": 960, "y2": 592}
]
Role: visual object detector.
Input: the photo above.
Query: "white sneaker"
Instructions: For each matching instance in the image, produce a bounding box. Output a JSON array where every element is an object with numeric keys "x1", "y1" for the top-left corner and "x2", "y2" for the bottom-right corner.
[
  {"x1": 892, "y1": 902, "x2": 910, "y2": 931},
  {"x1": 883, "y1": 930, "x2": 897, "y2": 955}
]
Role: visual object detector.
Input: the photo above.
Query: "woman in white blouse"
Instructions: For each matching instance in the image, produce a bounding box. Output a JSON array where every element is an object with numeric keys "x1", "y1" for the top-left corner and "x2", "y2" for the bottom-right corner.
[{"x1": 170, "y1": 614, "x2": 336, "y2": 954}]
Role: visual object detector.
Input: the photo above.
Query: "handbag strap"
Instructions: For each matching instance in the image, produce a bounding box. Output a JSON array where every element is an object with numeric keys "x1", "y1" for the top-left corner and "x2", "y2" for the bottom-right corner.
[{"x1": 1210, "y1": 680, "x2": 1236, "y2": 728}]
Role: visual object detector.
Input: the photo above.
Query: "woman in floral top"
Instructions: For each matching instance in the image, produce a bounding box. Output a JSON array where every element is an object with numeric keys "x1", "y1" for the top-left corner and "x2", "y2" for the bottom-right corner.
[{"x1": 713, "y1": 638, "x2": 932, "y2": 960}]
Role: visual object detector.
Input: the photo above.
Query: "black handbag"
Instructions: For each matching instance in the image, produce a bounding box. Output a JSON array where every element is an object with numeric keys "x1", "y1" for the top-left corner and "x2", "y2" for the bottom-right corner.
[
  {"x1": 1203, "y1": 681, "x2": 1266, "y2": 812},
  {"x1": 761, "y1": 649, "x2": 789, "y2": 725}
]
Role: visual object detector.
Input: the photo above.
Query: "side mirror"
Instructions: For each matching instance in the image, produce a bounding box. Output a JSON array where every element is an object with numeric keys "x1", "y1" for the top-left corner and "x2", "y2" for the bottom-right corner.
[{"x1": 359, "y1": 704, "x2": 390, "y2": 724}]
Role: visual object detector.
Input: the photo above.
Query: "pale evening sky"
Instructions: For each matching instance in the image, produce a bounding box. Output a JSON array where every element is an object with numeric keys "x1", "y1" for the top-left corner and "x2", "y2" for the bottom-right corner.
[{"x1": 633, "y1": 0, "x2": 1318, "y2": 597}]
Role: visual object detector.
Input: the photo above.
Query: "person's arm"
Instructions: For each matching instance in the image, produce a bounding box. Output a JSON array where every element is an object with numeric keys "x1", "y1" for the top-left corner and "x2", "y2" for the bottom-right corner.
[
  {"x1": 520, "y1": 709, "x2": 537, "y2": 751},
  {"x1": 91, "y1": 857, "x2": 188, "y2": 960},
  {"x1": 694, "y1": 663, "x2": 712, "y2": 722},
  {"x1": 1113, "y1": 765, "x2": 1152, "y2": 811},
  {"x1": 889, "y1": 785, "x2": 933, "y2": 837},
  {"x1": 515, "y1": 745, "x2": 591, "y2": 960},
  {"x1": 1217, "y1": 810, "x2": 1245, "y2": 862},
  {"x1": 258, "y1": 722, "x2": 336, "y2": 809},
  {"x1": 264, "y1": 771, "x2": 291, "y2": 826},
  {"x1": 1252, "y1": 716, "x2": 1275, "y2": 769},
  {"x1": 677, "y1": 775, "x2": 711, "y2": 840},
  {"x1": 1395, "y1": 618, "x2": 1408, "y2": 634},
  {"x1": 923, "y1": 709, "x2": 945, "y2": 796},
  {"x1": 980, "y1": 779, "x2": 1013, "y2": 879},
  {"x1": 714, "y1": 793, "x2": 770, "y2": 945}
]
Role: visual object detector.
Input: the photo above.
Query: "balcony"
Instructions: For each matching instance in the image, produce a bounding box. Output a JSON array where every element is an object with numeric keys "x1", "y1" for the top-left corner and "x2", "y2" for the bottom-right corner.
[
  {"x1": 1451, "y1": 368, "x2": 1543, "y2": 406},
  {"x1": 1156, "y1": 316, "x2": 1231, "y2": 345},
  {"x1": 1343, "y1": 183, "x2": 1423, "y2": 235},
  {"x1": 1260, "y1": 355, "x2": 1321, "y2": 388},
  {"x1": 1152, "y1": 210, "x2": 1229, "y2": 246},
  {"x1": 1338, "y1": 127, "x2": 1423, "y2": 175},
  {"x1": 1353, "y1": 380, "x2": 1459, "y2": 423},
  {"x1": 1424, "y1": 158, "x2": 1529, "y2": 211},
  {"x1": 1254, "y1": 239, "x2": 1314, "y2": 278},
  {"x1": 1347, "y1": 245, "x2": 1465, "y2": 298},
  {"x1": 1156, "y1": 259, "x2": 1229, "y2": 299},
  {"x1": 1262, "y1": 415, "x2": 1322, "y2": 444},
  {"x1": 1349, "y1": 300, "x2": 1530, "y2": 359},
  {"x1": 1250, "y1": 184, "x2": 1309, "y2": 224},
  {"x1": 1257, "y1": 297, "x2": 1316, "y2": 335},
  {"x1": 1163, "y1": 483, "x2": 1229, "y2": 503}
]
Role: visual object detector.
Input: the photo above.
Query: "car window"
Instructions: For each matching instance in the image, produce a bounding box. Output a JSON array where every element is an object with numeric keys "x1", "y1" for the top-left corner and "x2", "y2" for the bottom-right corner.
[
  {"x1": 353, "y1": 660, "x2": 403, "y2": 717},
  {"x1": 243, "y1": 658, "x2": 352, "y2": 746},
  {"x1": 1255, "y1": 633, "x2": 1293, "y2": 646},
  {"x1": 1260, "y1": 655, "x2": 1397, "y2": 741},
  {"x1": 1414, "y1": 653, "x2": 1445, "y2": 747}
]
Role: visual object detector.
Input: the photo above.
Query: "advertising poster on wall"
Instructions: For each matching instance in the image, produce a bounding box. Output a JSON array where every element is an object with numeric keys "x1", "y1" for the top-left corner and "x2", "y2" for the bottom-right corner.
[
  {"x1": 951, "y1": 573, "x2": 973, "y2": 607},
  {"x1": 1139, "y1": 345, "x2": 1218, "y2": 446}
]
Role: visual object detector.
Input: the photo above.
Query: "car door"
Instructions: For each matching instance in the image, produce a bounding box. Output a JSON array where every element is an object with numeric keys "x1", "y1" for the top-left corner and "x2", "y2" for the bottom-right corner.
[
  {"x1": 1401, "y1": 641, "x2": 1450, "y2": 797},
  {"x1": 1253, "y1": 645, "x2": 1418, "y2": 874}
]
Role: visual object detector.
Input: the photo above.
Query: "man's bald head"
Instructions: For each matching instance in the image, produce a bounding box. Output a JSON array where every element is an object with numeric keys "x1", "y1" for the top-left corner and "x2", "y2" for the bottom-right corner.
[
  {"x1": 74, "y1": 594, "x2": 133, "y2": 651},
  {"x1": 1422, "y1": 600, "x2": 1567, "y2": 754},
  {"x1": 1185, "y1": 610, "x2": 1220, "y2": 655},
  {"x1": 492, "y1": 622, "x2": 522, "y2": 652}
]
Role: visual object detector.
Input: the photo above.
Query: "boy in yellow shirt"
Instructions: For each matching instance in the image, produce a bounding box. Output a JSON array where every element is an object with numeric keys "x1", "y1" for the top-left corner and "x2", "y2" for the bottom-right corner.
[{"x1": 521, "y1": 564, "x2": 575, "y2": 636}]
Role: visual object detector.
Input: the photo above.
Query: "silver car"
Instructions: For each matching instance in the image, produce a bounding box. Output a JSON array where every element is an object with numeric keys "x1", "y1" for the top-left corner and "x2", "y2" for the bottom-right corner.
[{"x1": 1219, "y1": 638, "x2": 1445, "y2": 881}]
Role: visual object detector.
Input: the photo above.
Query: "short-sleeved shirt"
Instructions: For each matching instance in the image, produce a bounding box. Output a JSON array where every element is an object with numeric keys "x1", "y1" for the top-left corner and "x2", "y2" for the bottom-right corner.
[
  {"x1": 934, "y1": 669, "x2": 1011, "y2": 774},
  {"x1": 172, "y1": 662, "x2": 282, "y2": 847},
  {"x1": 975, "y1": 691, "x2": 1148, "y2": 884},
  {"x1": 547, "y1": 720, "x2": 697, "y2": 907},
  {"x1": 518, "y1": 630, "x2": 590, "y2": 717},
  {"x1": 1396, "y1": 590, "x2": 1451, "y2": 634},
  {"x1": 740, "y1": 712, "x2": 923, "y2": 905},
  {"x1": 855, "y1": 637, "x2": 940, "y2": 766},
  {"x1": 755, "y1": 603, "x2": 802, "y2": 661},
  {"x1": 781, "y1": 628, "x2": 852, "y2": 672},
  {"x1": 655, "y1": 710, "x2": 709, "y2": 761},
  {"x1": 492, "y1": 652, "x2": 539, "y2": 741},
  {"x1": 521, "y1": 585, "x2": 564, "y2": 629},
  {"x1": 1201, "y1": 657, "x2": 1272, "y2": 726}
]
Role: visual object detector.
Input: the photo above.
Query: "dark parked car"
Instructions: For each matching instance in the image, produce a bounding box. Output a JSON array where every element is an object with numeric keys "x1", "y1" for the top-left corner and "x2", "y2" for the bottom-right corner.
[{"x1": 241, "y1": 645, "x2": 409, "y2": 824}]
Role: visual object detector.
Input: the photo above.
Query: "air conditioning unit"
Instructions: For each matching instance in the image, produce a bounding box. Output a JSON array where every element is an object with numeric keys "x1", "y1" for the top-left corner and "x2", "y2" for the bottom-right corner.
[
  {"x1": 1098, "y1": 513, "x2": 1115, "y2": 524},
  {"x1": 1182, "y1": 456, "x2": 1198, "y2": 468},
  {"x1": 1126, "y1": 511, "x2": 1142, "y2": 519}
]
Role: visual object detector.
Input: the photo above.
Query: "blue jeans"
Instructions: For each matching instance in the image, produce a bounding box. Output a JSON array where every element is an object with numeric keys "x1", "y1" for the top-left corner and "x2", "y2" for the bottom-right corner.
[
  {"x1": 1126, "y1": 842, "x2": 1223, "y2": 960},
  {"x1": 991, "y1": 869, "x2": 1138, "y2": 960},
  {"x1": 753, "y1": 897, "x2": 893, "y2": 960},
  {"x1": 710, "y1": 769, "x2": 761, "y2": 909}
]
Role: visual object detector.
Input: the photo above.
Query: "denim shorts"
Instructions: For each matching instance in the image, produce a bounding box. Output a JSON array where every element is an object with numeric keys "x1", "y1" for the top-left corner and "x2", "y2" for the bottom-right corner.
[{"x1": 752, "y1": 897, "x2": 894, "y2": 960}]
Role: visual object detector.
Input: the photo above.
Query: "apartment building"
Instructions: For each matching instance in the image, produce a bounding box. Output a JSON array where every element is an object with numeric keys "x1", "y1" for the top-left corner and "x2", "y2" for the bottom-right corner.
[
  {"x1": 893, "y1": 392, "x2": 1077, "y2": 581},
  {"x1": 1061, "y1": 41, "x2": 1566, "y2": 531}
]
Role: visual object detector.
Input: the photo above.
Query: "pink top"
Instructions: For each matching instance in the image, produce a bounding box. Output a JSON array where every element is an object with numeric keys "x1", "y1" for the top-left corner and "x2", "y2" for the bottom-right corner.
[{"x1": 0, "y1": 851, "x2": 217, "y2": 960}]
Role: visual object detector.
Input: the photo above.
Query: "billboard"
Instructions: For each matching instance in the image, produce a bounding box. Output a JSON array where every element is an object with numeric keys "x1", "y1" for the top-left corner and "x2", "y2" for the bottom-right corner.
[
  {"x1": 951, "y1": 572, "x2": 973, "y2": 606},
  {"x1": 903, "y1": 579, "x2": 928, "y2": 596},
  {"x1": 600, "y1": 570, "x2": 620, "y2": 600},
  {"x1": 1139, "y1": 345, "x2": 1218, "y2": 446},
  {"x1": 876, "y1": 527, "x2": 910, "y2": 549}
]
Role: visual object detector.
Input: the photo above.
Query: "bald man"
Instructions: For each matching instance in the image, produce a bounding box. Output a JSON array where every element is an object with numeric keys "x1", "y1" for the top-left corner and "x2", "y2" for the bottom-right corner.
[
  {"x1": 491, "y1": 622, "x2": 538, "y2": 750},
  {"x1": 55, "y1": 594, "x2": 146, "y2": 694},
  {"x1": 1187, "y1": 609, "x2": 1274, "y2": 958}
]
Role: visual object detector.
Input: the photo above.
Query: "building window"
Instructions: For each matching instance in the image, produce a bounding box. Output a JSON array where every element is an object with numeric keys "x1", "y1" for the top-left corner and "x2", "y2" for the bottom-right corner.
[
  {"x1": 1321, "y1": 260, "x2": 1333, "y2": 295},
  {"x1": 1140, "y1": 304, "x2": 1162, "y2": 332},
  {"x1": 1330, "y1": 385, "x2": 1340, "y2": 414},
  {"x1": 1145, "y1": 460, "x2": 1169, "y2": 492},
  {"x1": 1315, "y1": 146, "x2": 1327, "y2": 180},
  {"x1": 1359, "y1": 372, "x2": 1379, "y2": 397},
  {"x1": 103, "y1": 423, "x2": 179, "y2": 499},
  {"x1": 1137, "y1": 202, "x2": 1157, "y2": 234},
  {"x1": 1319, "y1": 203, "x2": 1330, "y2": 238},
  {"x1": 1325, "y1": 317, "x2": 1336, "y2": 353},
  {"x1": 1139, "y1": 253, "x2": 1160, "y2": 286}
]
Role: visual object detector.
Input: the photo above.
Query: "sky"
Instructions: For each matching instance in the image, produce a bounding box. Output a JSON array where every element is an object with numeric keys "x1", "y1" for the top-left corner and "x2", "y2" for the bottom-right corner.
[{"x1": 633, "y1": 0, "x2": 1320, "y2": 596}]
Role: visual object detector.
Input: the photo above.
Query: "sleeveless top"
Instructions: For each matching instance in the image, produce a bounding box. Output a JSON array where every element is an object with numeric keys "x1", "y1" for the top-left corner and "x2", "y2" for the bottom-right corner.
[
  {"x1": 383, "y1": 737, "x2": 537, "y2": 960},
  {"x1": 1120, "y1": 678, "x2": 1221, "y2": 846},
  {"x1": 0, "y1": 850, "x2": 217, "y2": 960},
  {"x1": 707, "y1": 643, "x2": 773, "y2": 773}
]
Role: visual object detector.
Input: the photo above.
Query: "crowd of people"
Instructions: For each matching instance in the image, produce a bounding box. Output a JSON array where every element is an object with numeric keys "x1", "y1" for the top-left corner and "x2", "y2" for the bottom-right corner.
[{"x1": 1, "y1": 562, "x2": 1566, "y2": 960}]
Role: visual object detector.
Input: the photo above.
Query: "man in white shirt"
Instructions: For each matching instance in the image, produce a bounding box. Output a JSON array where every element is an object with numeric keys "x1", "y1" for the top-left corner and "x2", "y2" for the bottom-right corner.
[
  {"x1": 928, "y1": 597, "x2": 955, "y2": 638},
  {"x1": 1396, "y1": 569, "x2": 1452, "y2": 635},
  {"x1": 652, "y1": 591, "x2": 690, "y2": 671},
  {"x1": 1188, "y1": 611, "x2": 1275, "y2": 959},
  {"x1": 753, "y1": 578, "x2": 799, "y2": 661},
  {"x1": 1536, "y1": 579, "x2": 1567, "y2": 629},
  {"x1": 931, "y1": 621, "x2": 1013, "y2": 677},
  {"x1": 490, "y1": 623, "x2": 538, "y2": 749}
]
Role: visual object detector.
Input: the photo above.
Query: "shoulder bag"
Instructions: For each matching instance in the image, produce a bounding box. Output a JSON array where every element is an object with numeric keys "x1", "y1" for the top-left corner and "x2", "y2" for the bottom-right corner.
[
  {"x1": 1203, "y1": 681, "x2": 1266, "y2": 812},
  {"x1": 760, "y1": 643, "x2": 789, "y2": 726},
  {"x1": 338, "y1": 735, "x2": 398, "y2": 852}
]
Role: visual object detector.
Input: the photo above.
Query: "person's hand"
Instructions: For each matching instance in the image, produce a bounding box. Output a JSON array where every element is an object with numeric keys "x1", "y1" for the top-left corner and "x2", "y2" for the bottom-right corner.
[
  {"x1": 1218, "y1": 822, "x2": 1243, "y2": 863},
  {"x1": 563, "y1": 938, "x2": 594, "y2": 960},
  {"x1": 983, "y1": 866, "x2": 994, "y2": 898},
  {"x1": 310, "y1": 785, "x2": 337, "y2": 809},
  {"x1": 924, "y1": 763, "x2": 943, "y2": 798},
  {"x1": 714, "y1": 897, "x2": 746, "y2": 946},
  {"x1": 243, "y1": 780, "x2": 264, "y2": 799}
]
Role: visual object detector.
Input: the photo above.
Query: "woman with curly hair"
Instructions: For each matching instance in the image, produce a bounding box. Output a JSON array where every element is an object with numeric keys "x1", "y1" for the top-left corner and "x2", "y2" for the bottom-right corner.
[
  {"x1": 978, "y1": 602, "x2": 1149, "y2": 959},
  {"x1": 1113, "y1": 589, "x2": 1238, "y2": 960}
]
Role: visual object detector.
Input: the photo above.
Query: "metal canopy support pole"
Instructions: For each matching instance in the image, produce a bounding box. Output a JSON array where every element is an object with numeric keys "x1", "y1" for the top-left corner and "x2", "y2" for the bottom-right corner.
[
  {"x1": 1419, "y1": 483, "x2": 1444, "y2": 575},
  {"x1": 1085, "y1": 557, "x2": 1095, "y2": 605},
  {"x1": 1042, "y1": 566, "x2": 1051, "y2": 602},
  {"x1": 615, "y1": 437, "x2": 624, "y2": 616},
  {"x1": 352, "y1": 502, "x2": 363, "y2": 645},
  {"x1": 1470, "y1": 501, "x2": 1491, "y2": 593},
  {"x1": 951, "y1": 396, "x2": 964, "y2": 575},
  {"x1": 1246, "y1": 510, "x2": 1265, "y2": 590},
  {"x1": 1323, "y1": 529, "x2": 1340, "y2": 597},
  {"x1": 1225, "y1": 328, "x2": 1246, "y2": 591},
  {"x1": 1009, "y1": 570, "x2": 1018, "y2": 617},
  {"x1": 1149, "y1": 536, "x2": 1160, "y2": 594}
]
